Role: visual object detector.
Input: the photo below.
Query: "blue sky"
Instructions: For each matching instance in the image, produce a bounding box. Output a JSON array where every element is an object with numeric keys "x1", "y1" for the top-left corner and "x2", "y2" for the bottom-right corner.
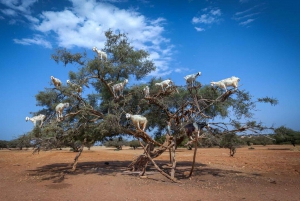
[{"x1": 0, "y1": 0, "x2": 299, "y2": 140}]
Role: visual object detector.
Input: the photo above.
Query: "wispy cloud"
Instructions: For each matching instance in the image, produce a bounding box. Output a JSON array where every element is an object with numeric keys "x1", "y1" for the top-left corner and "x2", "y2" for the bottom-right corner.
[
  {"x1": 210, "y1": 9, "x2": 221, "y2": 16},
  {"x1": 174, "y1": 67, "x2": 189, "y2": 73},
  {"x1": 0, "y1": 8, "x2": 18, "y2": 16},
  {"x1": 0, "y1": 0, "x2": 37, "y2": 14},
  {"x1": 24, "y1": 14, "x2": 39, "y2": 23},
  {"x1": 13, "y1": 35, "x2": 52, "y2": 48},
  {"x1": 1, "y1": 0, "x2": 174, "y2": 77},
  {"x1": 195, "y1": 27, "x2": 205, "y2": 32},
  {"x1": 101, "y1": 0, "x2": 128, "y2": 2},
  {"x1": 233, "y1": 4, "x2": 264, "y2": 27},
  {"x1": 192, "y1": 7, "x2": 221, "y2": 31},
  {"x1": 0, "y1": 0, "x2": 38, "y2": 25},
  {"x1": 239, "y1": 18, "x2": 254, "y2": 26},
  {"x1": 235, "y1": 5, "x2": 260, "y2": 16},
  {"x1": 233, "y1": 12, "x2": 260, "y2": 21},
  {"x1": 192, "y1": 8, "x2": 221, "y2": 24}
]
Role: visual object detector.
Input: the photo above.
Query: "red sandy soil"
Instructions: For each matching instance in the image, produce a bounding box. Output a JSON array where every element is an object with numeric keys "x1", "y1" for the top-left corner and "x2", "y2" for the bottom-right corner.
[{"x1": 0, "y1": 145, "x2": 300, "y2": 201}]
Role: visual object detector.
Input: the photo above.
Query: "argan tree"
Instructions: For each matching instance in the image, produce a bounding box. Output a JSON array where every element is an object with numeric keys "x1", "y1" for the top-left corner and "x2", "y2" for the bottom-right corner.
[
  {"x1": 274, "y1": 126, "x2": 300, "y2": 146},
  {"x1": 27, "y1": 30, "x2": 277, "y2": 182}
]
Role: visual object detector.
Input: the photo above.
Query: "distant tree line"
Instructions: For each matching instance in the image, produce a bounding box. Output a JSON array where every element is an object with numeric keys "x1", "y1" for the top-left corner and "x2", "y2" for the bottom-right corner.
[
  {"x1": 103, "y1": 137, "x2": 144, "y2": 150},
  {"x1": 273, "y1": 126, "x2": 300, "y2": 147},
  {"x1": 1, "y1": 126, "x2": 299, "y2": 152}
]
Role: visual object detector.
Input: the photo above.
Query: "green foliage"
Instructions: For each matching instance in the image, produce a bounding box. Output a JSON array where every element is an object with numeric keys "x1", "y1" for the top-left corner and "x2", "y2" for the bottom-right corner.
[
  {"x1": 51, "y1": 48, "x2": 86, "y2": 66},
  {"x1": 220, "y1": 133, "x2": 240, "y2": 148},
  {"x1": 240, "y1": 135, "x2": 274, "y2": 146},
  {"x1": 154, "y1": 134, "x2": 166, "y2": 145},
  {"x1": 274, "y1": 126, "x2": 300, "y2": 146},
  {"x1": 128, "y1": 140, "x2": 141, "y2": 149},
  {"x1": 0, "y1": 140, "x2": 9, "y2": 149},
  {"x1": 258, "y1": 97, "x2": 278, "y2": 106},
  {"x1": 9, "y1": 134, "x2": 32, "y2": 150},
  {"x1": 23, "y1": 29, "x2": 278, "y2": 151},
  {"x1": 200, "y1": 132, "x2": 221, "y2": 147},
  {"x1": 104, "y1": 137, "x2": 127, "y2": 150}
]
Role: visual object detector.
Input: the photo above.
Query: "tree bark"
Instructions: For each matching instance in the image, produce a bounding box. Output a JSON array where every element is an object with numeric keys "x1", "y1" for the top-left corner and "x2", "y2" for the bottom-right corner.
[
  {"x1": 127, "y1": 135, "x2": 172, "y2": 171},
  {"x1": 170, "y1": 136, "x2": 176, "y2": 179},
  {"x1": 139, "y1": 139, "x2": 178, "y2": 183},
  {"x1": 189, "y1": 131, "x2": 199, "y2": 177},
  {"x1": 72, "y1": 138, "x2": 86, "y2": 171},
  {"x1": 127, "y1": 135, "x2": 178, "y2": 182}
]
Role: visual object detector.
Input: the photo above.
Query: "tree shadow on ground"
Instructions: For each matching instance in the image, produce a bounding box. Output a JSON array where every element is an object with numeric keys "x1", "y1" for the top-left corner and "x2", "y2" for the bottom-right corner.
[{"x1": 27, "y1": 159, "x2": 248, "y2": 183}]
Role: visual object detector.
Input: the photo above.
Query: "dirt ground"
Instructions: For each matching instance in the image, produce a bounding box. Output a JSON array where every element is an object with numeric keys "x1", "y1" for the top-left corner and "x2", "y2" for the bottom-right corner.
[{"x1": 0, "y1": 145, "x2": 300, "y2": 201}]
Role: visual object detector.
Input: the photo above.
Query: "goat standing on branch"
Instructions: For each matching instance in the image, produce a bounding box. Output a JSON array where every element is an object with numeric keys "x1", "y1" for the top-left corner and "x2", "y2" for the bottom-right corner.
[
  {"x1": 25, "y1": 114, "x2": 46, "y2": 127},
  {"x1": 50, "y1": 76, "x2": 62, "y2": 88},
  {"x1": 126, "y1": 113, "x2": 148, "y2": 131},
  {"x1": 67, "y1": 80, "x2": 83, "y2": 96},
  {"x1": 183, "y1": 122, "x2": 209, "y2": 141},
  {"x1": 55, "y1": 103, "x2": 69, "y2": 121},
  {"x1": 92, "y1": 47, "x2": 107, "y2": 60},
  {"x1": 143, "y1": 86, "x2": 150, "y2": 98},
  {"x1": 210, "y1": 76, "x2": 240, "y2": 92},
  {"x1": 184, "y1": 72, "x2": 201, "y2": 87},
  {"x1": 155, "y1": 79, "x2": 177, "y2": 92},
  {"x1": 112, "y1": 79, "x2": 128, "y2": 98}
]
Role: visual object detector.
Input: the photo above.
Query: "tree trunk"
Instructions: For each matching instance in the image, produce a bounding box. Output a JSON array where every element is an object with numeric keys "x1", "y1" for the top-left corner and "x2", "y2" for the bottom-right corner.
[
  {"x1": 139, "y1": 144, "x2": 150, "y2": 176},
  {"x1": 189, "y1": 131, "x2": 199, "y2": 177},
  {"x1": 127, "y1": 134, "x2": 178, "y2": 182},
  {"x1": 72, "y1": 138, "x2": 86, "y2": 171},
  {"x1": 170, "y1": 136, "x2": 177, "y2": 179},
  {"x1": 139, "y1": 139, "x2": 178, "y2": 183}
]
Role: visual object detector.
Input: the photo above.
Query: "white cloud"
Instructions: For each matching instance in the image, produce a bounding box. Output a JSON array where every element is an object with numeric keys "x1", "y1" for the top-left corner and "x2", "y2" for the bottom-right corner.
[
  {"x1": 192, "y1": 14, "x2": 216, "y2": 24},
  {"x1": 0, "y1": 0, "x2": 38, "y2": 24},
  {"x1": 235, "y1": 5, "x2": 259, "y2": 16},
  {"x1": 239, "y1": 18, "x2": 254, "y2": 26},
  {"x1": 13, "y1": 35, "x2": 52, "y2": 48},
  {"x1": 210, "y1": 8, "x2": 221, "y2": 16},
  {"x1": 192, "y1": 7, "x2": 221, "y2": 31},
  {"x1": 149, "y1": 69, "x2": 172, "y2": 77},
  {"x1": 0, "y1": 8, "x2": 17, "y2": 16},
  {"x1": 0, "y1": 0, "x2": 37, "y2": 14},
  {"x1": 101, "y1": 0, "x2": 128, "y2": 2},
  {"x1": 151, "y1": 17, "x2": 166, "y2": 25},
  {"x1": 234, "y1": 4, "x2": 263, "y2": 27},
  {"x1": 3, "y1": 0, "x2": 174, "y2": 77},
  {"x1": 36, "y1": 10, "x2": 83, "y2": 33},
  {"x1": 174, "y1": 67, "x2": 189, "y2": 73},
  {"x1": 24, "y1": 14, "x2": 38, "y2": 23},
  {"x1": 195, "y1": 27, "x2": 205, "y2": 32},
  {"x1": 233, "y1": 12, "x2": 260, "y2": 21}
]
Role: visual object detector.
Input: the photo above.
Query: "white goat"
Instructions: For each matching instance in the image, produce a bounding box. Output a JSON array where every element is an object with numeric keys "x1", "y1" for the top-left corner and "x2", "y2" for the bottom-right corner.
[
  {"x1": 210, "y1": 76, "x2": 240, "y2": 92},
  {"x1": 184, "y1": 72, "x2": 201, "y2": 87},
  {"x1": 50, "y1": 76, "x2": 62, "y2": 88},
  {"x1": 67, "y1": 80, "x2": 82, "y2": 96},
  {"x1": 112, "y1": 79, "x2": 128, "y2": 97},
  {"x1": 55, "y1": 103, "x2": 69, "y2": 121},
  {"x1": 126, "y1": 113, "x2": 148, "y2": 131},
  {"x1": 143, "y1": 86, "x2": 150, "y2": 98},
  {"x1": 25, "y1": 114, "x2": 46, "y2": 127},
  {"x1": 155, "y1": 79, "x2": 175, "y2": 91},
  {"x1": 92, "y1": 47, "x2": 107, "y2": 60}
]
